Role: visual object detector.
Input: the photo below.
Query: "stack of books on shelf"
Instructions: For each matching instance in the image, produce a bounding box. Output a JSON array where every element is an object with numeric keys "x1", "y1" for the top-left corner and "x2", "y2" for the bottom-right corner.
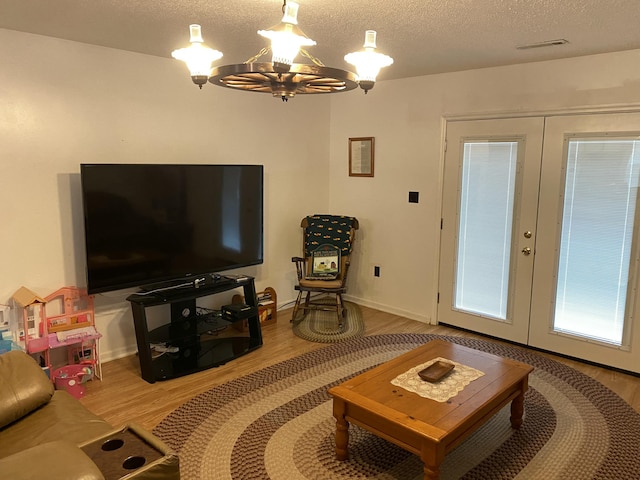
[
  {"x1": 256, "y1": 288, "x2": 276, "y2": 325},
  {"x1": 257, "y1": 291, "x2": 274, "y2": 306},
  {"x1": 231, "y1": 287, "x2": 277, "y2": 332}
]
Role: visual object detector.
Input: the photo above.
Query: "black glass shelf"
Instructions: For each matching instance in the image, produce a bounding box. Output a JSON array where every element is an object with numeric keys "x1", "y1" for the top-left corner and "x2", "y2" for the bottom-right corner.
[{"x1": 127, "y1": 276, "x2": 262, "y2": 383}]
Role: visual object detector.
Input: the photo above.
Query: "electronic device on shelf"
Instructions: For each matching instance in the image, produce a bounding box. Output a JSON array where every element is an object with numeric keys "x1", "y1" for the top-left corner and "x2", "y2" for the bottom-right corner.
[
  {"x1": 80, "y1": 164, "x2": 264, "y2": 294},
  {"x1": 222, "y1": 303, "x2": 258, "y2": 321}
]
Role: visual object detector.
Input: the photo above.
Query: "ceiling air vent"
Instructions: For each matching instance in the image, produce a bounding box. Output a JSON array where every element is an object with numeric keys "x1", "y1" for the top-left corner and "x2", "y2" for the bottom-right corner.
[{"x1": 516, "y1": 39, "x2": 569, "y2": 50}]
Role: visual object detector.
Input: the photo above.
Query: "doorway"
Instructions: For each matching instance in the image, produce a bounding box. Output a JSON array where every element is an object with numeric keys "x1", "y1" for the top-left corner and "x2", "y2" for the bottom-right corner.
[{"x1": 439, "y1": 113, "x2": 640, "y2": 373}]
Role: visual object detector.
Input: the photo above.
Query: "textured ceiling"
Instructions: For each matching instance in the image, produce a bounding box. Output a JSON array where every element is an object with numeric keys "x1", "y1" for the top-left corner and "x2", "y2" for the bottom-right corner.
[{"x1": 1, "y1": 0, "x2": 640, "y2": 81}]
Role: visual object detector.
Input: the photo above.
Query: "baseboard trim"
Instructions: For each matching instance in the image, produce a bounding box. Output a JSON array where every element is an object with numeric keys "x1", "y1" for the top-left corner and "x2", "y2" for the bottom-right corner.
[
  {"x1": 343, "y1": 295, "x2": 431, "y2": 324},
  {"x1": 100, "y1": 345, "x2": 138, "y2": 363}
]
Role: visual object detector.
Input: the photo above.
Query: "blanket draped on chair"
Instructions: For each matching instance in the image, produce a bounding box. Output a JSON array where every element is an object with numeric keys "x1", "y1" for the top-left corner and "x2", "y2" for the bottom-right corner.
[{"x1": 304, "y1": 215, "x2": 356, "y2": 256}]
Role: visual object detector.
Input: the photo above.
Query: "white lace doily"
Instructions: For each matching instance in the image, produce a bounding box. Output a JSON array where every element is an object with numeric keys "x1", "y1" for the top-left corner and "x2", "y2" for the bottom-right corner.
[{"x1": 390, "y1": 357, "x2": 485, "y2": 402}]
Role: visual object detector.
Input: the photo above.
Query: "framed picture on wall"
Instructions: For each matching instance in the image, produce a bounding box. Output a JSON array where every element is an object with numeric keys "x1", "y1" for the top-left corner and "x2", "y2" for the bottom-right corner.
[{"x1": 349, "y1": 137, "x2": 374, "y2": 177}]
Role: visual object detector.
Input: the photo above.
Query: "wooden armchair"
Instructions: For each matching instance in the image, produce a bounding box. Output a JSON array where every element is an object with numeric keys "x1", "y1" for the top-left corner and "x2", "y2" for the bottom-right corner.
[{"x1": 291, "y1": 215, "x2": 359, "y2": 326}]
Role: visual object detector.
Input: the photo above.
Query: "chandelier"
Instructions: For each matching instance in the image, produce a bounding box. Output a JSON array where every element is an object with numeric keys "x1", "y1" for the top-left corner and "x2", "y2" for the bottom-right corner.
[{"x1": 171, "y1": 1, "x2": 393, "y2": 101}]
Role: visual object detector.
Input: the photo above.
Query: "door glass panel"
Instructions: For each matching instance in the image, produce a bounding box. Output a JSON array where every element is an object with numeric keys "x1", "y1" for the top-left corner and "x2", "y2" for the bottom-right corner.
[
  {"x1": 554, "y1": 138, "x2": 640, "y2": 344},
  {"x1": 455, "y1": 141, "x2": 518, "y2": 320}
]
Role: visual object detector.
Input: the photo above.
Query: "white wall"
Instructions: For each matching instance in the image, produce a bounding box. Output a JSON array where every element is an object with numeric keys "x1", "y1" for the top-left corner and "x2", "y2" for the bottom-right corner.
[
  {"x1": 4, "y1": 26, "x2": 640, "y2": 361},
  {"x1": 0, "y1": 29, "x2": 331, "y2": 360},
  {"x1": 329, "y1": 48, "x2": 640, "y2": 323}
]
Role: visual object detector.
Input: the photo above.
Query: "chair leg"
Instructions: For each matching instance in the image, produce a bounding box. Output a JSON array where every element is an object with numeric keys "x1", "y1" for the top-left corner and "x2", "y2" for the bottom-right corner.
[
  {"x1": 336, "y1": 293, "x2": 344, "y2": 327},
  {"x1": 304, "y1": 292, "x2": 311, "y2": 308},
  {"x1": 291, "y1": 290, "x2": 305, "y2": 322}
]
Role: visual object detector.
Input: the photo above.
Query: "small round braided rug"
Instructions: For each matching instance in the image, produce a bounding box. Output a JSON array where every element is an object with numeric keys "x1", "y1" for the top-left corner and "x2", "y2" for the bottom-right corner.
[
  {"x1": 154, "y1": 334, "x2": 640, "y2": 479},
  {"x1": 291, "y1": 299, "x2": 365, "y2": 343}
]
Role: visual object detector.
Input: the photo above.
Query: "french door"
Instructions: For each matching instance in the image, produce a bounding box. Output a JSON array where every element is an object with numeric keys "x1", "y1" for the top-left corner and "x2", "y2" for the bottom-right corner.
[
  {"x1": 439, "y1": 117, "x2": 544, "y2": 344},
  {"x1": 439, "y1": 113, "x2": 640, "y2": 373}
]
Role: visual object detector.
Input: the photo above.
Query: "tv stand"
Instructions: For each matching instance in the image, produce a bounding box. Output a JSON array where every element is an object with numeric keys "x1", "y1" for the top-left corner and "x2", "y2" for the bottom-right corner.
[{"x1": 127, "y1": 276, "x2": 263, "y2": 383}]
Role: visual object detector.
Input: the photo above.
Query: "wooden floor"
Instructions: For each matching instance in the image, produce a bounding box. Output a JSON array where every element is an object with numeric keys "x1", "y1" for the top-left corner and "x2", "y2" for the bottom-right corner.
[{"x1": 80, "y1": 305, "x2": 640, "y2": 431}]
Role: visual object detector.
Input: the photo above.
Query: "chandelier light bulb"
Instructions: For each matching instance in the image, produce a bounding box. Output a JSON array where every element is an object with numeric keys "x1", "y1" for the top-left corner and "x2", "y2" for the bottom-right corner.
[
  {"x1": 281, "y1": 1, "x2": 300, "y2": 25},
  {"x1": 171, "y1": 24, "x2": 223, "y2": 88},
  {"x1": 258, "y1": 1, "x2": 316, "y2": 72},
  {"x1": 188, "y1": 24, "x2": 204, "y2": 43},
  {"x1": 344, "y1": 30, "x2": 394, "y2": 93}
]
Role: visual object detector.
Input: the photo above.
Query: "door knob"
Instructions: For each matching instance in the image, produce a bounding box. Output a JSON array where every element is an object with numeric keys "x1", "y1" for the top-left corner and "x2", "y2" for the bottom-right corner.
[
  {"x1": 522, "y1": 247, "x2": 532, "y2": 256},
  {"x1": 524, "y1": 231, "x2": 532, "y2": 238}
]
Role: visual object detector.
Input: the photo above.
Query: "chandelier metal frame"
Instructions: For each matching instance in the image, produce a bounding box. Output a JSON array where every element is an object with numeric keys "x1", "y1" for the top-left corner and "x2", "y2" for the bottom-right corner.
[{"x1": 172, "y1": 1, "x2": 392, "y2": 101}]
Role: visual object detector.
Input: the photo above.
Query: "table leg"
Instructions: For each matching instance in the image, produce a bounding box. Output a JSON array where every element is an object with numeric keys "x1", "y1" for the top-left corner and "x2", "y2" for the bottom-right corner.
[
  {"x1": 423, "y1": 464, "x2": 440, "y2": 480},
  {"x1": 333, "y1": 400, "x2": 349, "y2": 461},
  {"x1": 510, "y1": 391, "x2": 525, "y2": 429},
  {"x1": 421, "y1": 443, "x2": 443, "y2": 480}
]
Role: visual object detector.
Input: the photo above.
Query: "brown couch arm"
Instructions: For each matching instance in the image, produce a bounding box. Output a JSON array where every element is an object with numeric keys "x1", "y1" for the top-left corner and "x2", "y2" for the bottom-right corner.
[
  {"x1": 0, "y1": 350, "x2": 54, "y2": 429},
  {"x1": 78, "y1": 423, "x2": 180, "y2": 480},
  {"x1": 0, "y1": 440, "x2": 105, "y2": 480}
]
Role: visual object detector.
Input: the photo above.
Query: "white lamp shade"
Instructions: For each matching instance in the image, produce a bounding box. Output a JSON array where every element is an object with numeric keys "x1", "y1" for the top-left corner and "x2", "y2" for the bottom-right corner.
[
  {"x1": 171, "y1": 24, "x2": 223, "y2": 76},
  {"x1": 345, "y1": 30, "x2": 393, "y2": 82},
  {"x1": 258, "y1": 1, "x2": 315, "y2": 67},
  {"x1": 260, "y1": 26, "x2": 315, "y2": 66}
]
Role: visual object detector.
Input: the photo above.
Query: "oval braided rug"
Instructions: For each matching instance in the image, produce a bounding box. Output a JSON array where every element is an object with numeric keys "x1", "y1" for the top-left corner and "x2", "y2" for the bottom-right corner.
[
  {"x1": 153, "y1": 334, "x2": 640, "y2": 479},
  {"x1": 291, "y1": 300, "x2": 365, "y2": 343}
]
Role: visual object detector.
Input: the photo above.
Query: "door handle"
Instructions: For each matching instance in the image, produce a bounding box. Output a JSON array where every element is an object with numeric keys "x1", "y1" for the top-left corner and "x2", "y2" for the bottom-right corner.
[{"x1": 522, "y1": 247, "x2": 532, "y2": 256}]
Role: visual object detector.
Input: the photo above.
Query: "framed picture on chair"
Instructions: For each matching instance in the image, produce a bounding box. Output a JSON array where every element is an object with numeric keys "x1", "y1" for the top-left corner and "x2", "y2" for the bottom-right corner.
[{"x1": 306, "y1": 244, "x2": 341, "y2": 280}]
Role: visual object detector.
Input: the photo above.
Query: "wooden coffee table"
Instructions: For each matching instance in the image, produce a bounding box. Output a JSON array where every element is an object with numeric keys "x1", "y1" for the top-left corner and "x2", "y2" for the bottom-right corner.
[{"x1": 328, "y1": 339, "x2": 533, "y2": 480}]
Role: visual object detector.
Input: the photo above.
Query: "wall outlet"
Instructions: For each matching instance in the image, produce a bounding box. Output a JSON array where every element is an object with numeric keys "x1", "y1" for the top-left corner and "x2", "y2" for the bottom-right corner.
[{"x1": 374, "y1": 266, "x2": 381, "y2": 277}]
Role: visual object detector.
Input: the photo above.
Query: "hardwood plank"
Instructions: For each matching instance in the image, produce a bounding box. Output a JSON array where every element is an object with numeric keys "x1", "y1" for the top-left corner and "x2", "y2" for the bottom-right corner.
[{"x1": 80, "y1": 305, "x2": 640, "y2": 430}]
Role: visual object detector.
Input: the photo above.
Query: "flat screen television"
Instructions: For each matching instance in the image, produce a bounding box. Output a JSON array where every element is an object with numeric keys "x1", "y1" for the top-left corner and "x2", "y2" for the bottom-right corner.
[{"x1": 80, "y1": 164, "x2": 263, "y2": 294}]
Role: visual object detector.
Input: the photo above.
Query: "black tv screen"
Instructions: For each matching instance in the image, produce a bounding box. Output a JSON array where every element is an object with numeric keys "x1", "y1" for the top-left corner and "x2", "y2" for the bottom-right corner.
[{"x1": 80, "y1": 164, "x2": 263, "y2": 294}]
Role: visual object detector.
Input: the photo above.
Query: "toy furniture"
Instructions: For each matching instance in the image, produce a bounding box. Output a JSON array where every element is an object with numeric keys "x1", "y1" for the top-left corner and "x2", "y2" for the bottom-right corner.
[
  {"x1": 10, "y1": 286, "x2": 102, "y2": 386},
  {"x1": 45, "y1": 286, "x2": 102, "y2": 381},
  {"x1": 10, "y1": 286, "x2": 46, "y2": 352},
  {"x1": 11, "y1": 286, "x2": 102, "y2": 390},
  {"x1": 0, "y1": 350, "x2": 180, "y2": 479}
]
